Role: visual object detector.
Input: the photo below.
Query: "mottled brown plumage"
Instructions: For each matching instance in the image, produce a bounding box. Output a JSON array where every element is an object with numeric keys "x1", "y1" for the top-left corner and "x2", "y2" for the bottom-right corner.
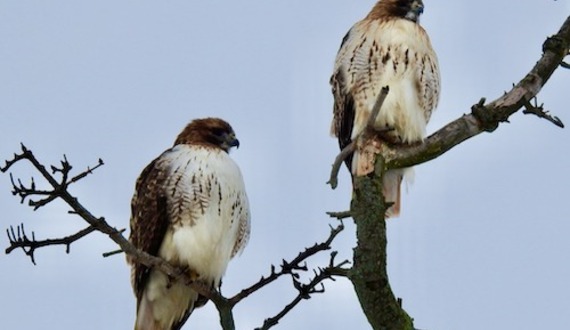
[
  {"x1": 128, "y1": 118, "x2": 250, "y2": 330},
  {"x1": 129, "y1": 158, "x2": 171, "y2": 303},
  {"x1": 331, "y1": 0, "x2": 440, "y2": 217}
]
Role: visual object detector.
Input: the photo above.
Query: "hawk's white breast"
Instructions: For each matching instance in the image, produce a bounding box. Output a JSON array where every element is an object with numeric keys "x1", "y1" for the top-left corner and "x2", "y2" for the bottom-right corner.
[
  {"x1": 158, "y1": 144, "x2": 250, "y2": 285},
  {"x1": 336, "y1": 19, "x2": 440, "y2": 143}
]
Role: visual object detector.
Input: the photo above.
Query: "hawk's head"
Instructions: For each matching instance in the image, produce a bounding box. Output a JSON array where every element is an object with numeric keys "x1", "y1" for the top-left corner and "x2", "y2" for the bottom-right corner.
[
  {"x1": 369, "y1": 0, "x2": 424, "y2": 23},
  {"x1": 175, "y1": 118, "x2": 240, "y2": 153}
]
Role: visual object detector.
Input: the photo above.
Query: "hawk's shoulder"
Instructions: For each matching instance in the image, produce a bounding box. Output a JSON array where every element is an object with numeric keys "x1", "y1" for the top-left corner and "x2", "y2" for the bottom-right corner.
[{"x1": 128, "y1": 148, "x2": 178, "y2": 300}]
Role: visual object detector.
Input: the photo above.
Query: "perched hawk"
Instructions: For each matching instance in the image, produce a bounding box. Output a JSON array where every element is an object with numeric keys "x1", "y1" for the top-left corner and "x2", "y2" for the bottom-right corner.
[
  {"x1": 128, "y1": 118, "x2": 250, "y2": 330},
  {"x1": 330, "y1": 0, "x2": 440, "y2": 217}
]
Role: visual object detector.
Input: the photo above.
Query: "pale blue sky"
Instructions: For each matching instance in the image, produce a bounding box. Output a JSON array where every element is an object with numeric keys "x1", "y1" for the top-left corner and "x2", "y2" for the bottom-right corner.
[{"x1": 1, "y1": 1, "x2": 569, "y2": 329}]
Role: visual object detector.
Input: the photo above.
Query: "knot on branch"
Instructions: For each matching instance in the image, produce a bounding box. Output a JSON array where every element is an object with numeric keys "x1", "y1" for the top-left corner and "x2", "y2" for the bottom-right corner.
[
  {"x1": 543, "y1": 35, "x2": 570, "y2": 70},
  {"x1": 543, "y1": 35, "x2": 569, "y2": 57},
  {"x1": 471, "y1": 98, "x2": 505, "y2": 132}
]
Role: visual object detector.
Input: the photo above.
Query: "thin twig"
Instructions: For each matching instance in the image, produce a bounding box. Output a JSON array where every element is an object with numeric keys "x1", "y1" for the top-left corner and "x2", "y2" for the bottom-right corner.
[
  {"x1": 5, "y1": 224, "x2": 97, "y2": 264},
  {"x1": 327, "y1": 86, "x2": 390, "y2": 189},
  {"x1": 366, "y1": 86, "x2": 390, "y2": 130},
  {"x1": 327, "y1": 141, "x2": 355, "y2": 189},
  {"x1": 228, "y1": 222, "x2": 345, "y2": 306},
  {"x1": 522, "y1": 97, "x2": 565, "y2": 128},
  {"x1": 102, "y1": 249, "x2": 124, "y2": 257},
  {"x1": 68, "y1": 158, "x2": 105, "y2": 185},
  {"x1": 254, "y1": 252, "x2": 350, "y2": 330},
  {"x1": 2, "y1": 145, "x2": 353, "y2": 330},
  {"x1": 1, "y1": 145, "x2": 218, "y2": 301},
  {"x1": 382, "y1": 17, "x2": 570, "y2": 170},
  {"x1": 326, "y1": 211, "x2": 352, "y2": 220},
  {"x1": 3, "y1": 145, "x2": 104, "y2": 211}
]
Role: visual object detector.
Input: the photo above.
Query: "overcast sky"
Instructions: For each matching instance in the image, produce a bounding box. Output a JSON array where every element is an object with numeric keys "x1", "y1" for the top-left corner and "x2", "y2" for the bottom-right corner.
[{"x1": 1, "y1": 1, "x2": 569, "y2": 329}]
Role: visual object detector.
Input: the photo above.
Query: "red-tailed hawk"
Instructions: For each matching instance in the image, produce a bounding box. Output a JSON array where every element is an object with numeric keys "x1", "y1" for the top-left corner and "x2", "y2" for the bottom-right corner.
[
  {"x1": 331, "y1": 0, "x2": 440, "y2": 217},
  {"x1": 128, "y1": 118, "x2": 250, "y2": 330}
]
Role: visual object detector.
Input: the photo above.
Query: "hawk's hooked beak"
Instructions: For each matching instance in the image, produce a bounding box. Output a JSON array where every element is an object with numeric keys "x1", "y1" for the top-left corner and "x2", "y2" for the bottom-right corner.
[
  {"x1": 414, "y1": 3, "x2": 424, "y2": 15},
  {"x1": 226, "y1": 132, "x2": 240, "y2": 149},
  {"x1": 229, "y1": 137, "x2": 240, "y2": 149},
  {"x1": 406, "y1": 1, "x2": 424, "y2": 22}
]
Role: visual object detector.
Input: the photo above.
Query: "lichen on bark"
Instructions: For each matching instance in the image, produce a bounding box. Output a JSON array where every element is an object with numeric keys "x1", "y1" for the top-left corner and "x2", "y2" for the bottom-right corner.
[{"x1": 349, "y1": 158, "x2": 414, "y2": 330}]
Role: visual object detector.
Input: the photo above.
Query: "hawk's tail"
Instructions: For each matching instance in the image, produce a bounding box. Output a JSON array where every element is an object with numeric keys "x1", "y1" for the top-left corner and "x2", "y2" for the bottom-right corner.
[
  {"x1": 382, "y1": 170, "x2": 403, "y2": 218},
  {"x1": 135, "y1": 294, "x2": 163, "y2": 330},
  {"x1": 134, "y1": 272, "x2": 199, "y2": 330},
  {"x1": 352, "y1": 148, "x2": 410, "y2": 218}
]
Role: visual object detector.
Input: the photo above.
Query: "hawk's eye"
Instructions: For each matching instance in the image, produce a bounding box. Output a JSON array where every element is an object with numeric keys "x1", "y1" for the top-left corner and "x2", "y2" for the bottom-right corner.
[
  {"x1": 211, "y1": 127, "x2": 225, "y2": 137},
  {"x1": 397, "y1": 0, "x2": 410, "y2": 9}
]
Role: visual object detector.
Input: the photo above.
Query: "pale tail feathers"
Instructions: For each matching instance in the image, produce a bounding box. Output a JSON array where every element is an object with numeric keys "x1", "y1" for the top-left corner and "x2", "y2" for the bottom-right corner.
[
  {"x1": 135, "y1": 274, "x2": 199, "y2": 330},
  {"x1": 135, "y1": 295, "x2": 162, "y2": 330},
  {"x1": 382, "y1": 170, "x2": 403, "y2": 218},
  {"x1": 352, "y1": 148, "x2": 412, "y2": 218}
]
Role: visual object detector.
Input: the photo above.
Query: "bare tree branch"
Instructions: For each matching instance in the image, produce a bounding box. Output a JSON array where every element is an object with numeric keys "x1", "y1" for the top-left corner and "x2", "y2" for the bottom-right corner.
[
  {"x1": 327, "y1": 141, "x2": 355, "y2": 189},
  {"x1": 5, "y1": 224, "x2": 97, "y2": 264},
  {"x1": 326, "y1": 15, "x2": 570, "y2": 330},
  {"x1": 228, "y1": 223, "x2": 346, "y2": 306},
  {"x1": 1, "y1": 144, "x2": 219, "y2": 299},
  {"x1": 102, "y1": 249, "x2": 124, "y2": 258},
  {"x1": 326, "y1": 210, "x2": 352, "y2": 220},
  {"x1": 2, "y1": 145, "x2": 349, "y2": 330},
  {"x1": 255, "y1": 252, "x2": 350, "y2": 330},
  {"x1": 2, "y1": 144, "x2": 104, "y2": 211},
  {"x1": 349, "y1": 157, "x2": 414, "y2": 330},
  {"x1": 3, "y1": 14, "x2": 568, "y2": 330},
  {"x1": 522, "y1": 96, "x2": 564, "y2": 128},
  {"x1": 326, "y1": 16, "x2": 570, "y2": 181},
  {"x1": 327, "y1": 86, "x2": 390, "y2": 189},
  {"x1": 381, "y1": 16, "x2": 570, "y2": 170}
]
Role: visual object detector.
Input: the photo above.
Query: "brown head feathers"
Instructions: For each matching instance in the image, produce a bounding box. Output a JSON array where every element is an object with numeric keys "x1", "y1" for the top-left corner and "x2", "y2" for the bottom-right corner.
[
  {"x1": 174, "y1": 117, "x2": 239, "y2": 153},
  {"x1": 366, "y1": 0, "x2": 424, "y2": 22}
]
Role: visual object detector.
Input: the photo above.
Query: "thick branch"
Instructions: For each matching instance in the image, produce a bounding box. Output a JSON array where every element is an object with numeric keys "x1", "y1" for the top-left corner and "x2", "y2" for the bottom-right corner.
[
  {"x1": 350, "y1": 158, "x2": 414, "y2": 330},
  {"x1": 383, "y1": 16, "x2": 570, "y2": 170},
  {"x1": 338, "y1": 16, "x2": 570, "y2": 330}
]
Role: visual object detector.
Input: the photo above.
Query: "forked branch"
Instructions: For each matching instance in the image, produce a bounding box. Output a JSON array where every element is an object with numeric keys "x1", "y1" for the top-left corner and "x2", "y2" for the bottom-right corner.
[
  {"x1": 382, "y1": 17, "x2": 569, "y2": 170},
  {"x1": 328, "y1": 16, "x2": 570, "y2": 186},
  {"x1": 1, "y1": 144, "x2": 218, "y2": 299},
  {"x1": 522, "y1": 97, "x2": 564, "y2": 128},
  {"x1": 5, "y1": 223, "x2": 96, "y2": 265},
  {"x1": 2, "y1": 145, "x2": 349, "y2": 330},
  {"x1": 229, "y1": 223, "x2": 346, "y2": 306},
  {"x1": 255, "y1": 251, "x2": 350, "y2": 330},
  {"x1": 325, "y1": 14, "x2": 570, "y2": 330}
]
